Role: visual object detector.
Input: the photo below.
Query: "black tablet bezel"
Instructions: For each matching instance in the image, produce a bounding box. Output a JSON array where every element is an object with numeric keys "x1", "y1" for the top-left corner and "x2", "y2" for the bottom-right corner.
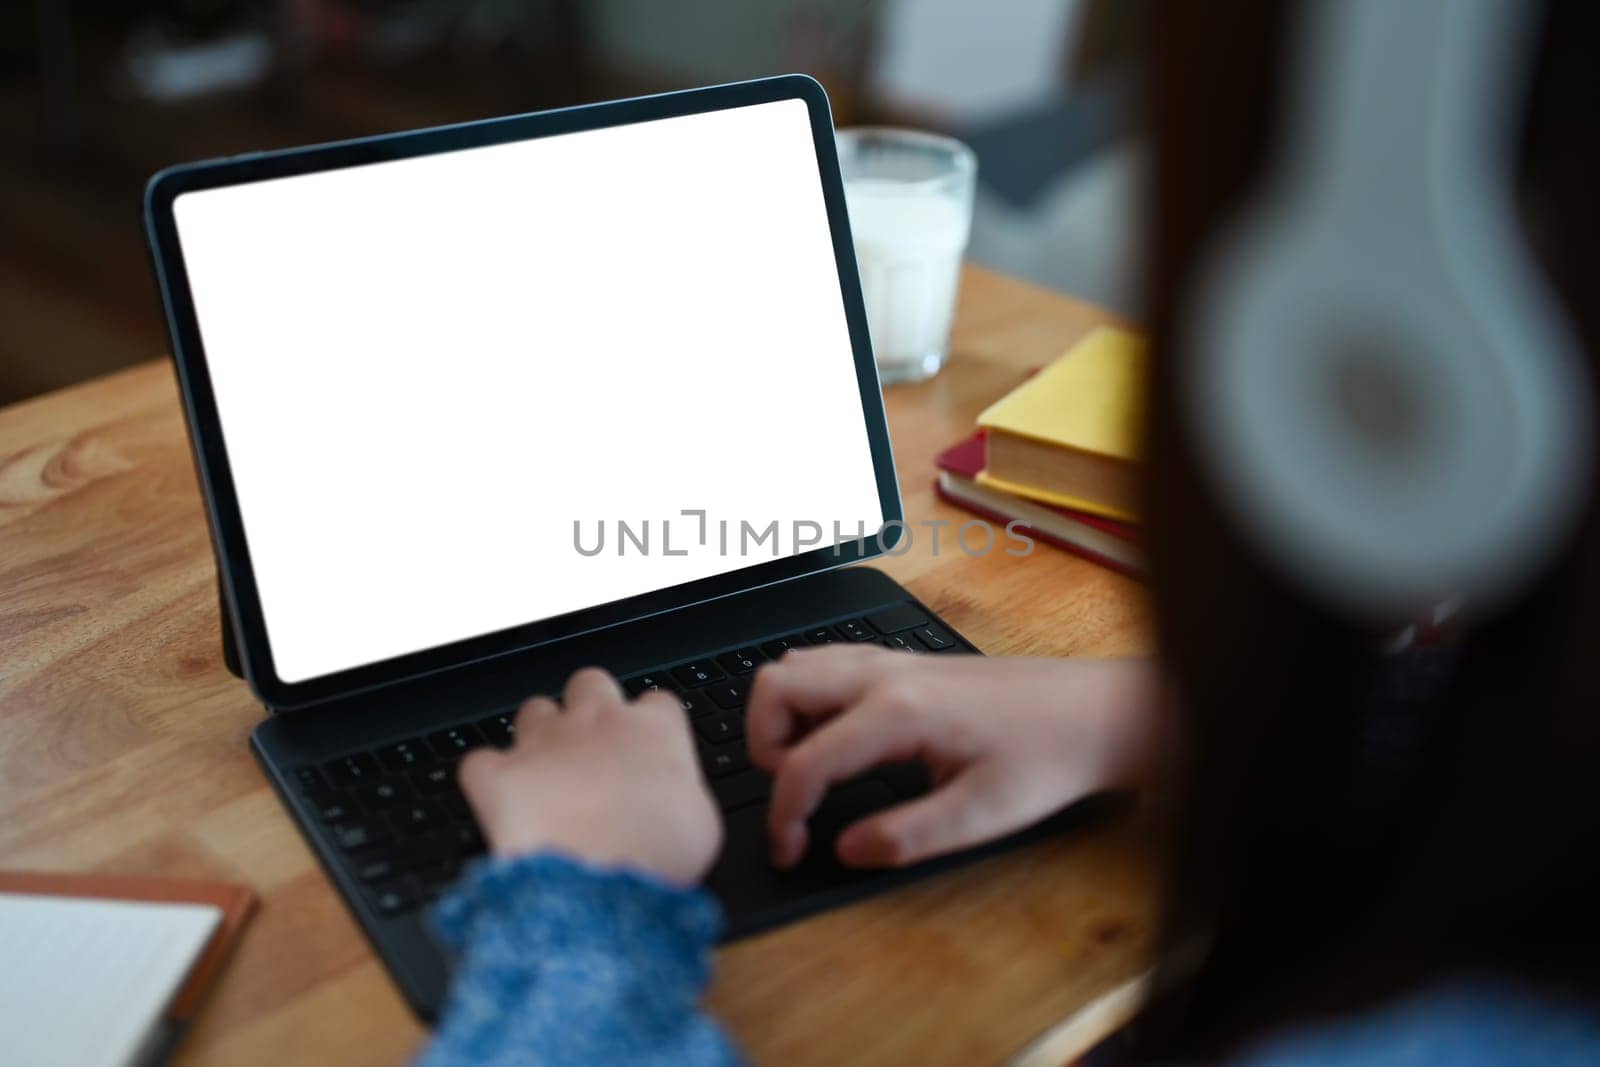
[{"x1": 145, "y1": 74, "x2": 903, "y2": 710}]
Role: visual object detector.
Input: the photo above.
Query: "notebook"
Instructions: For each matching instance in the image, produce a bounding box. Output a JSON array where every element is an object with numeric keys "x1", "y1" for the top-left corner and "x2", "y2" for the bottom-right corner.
[
  {"x1": 936, "y1": 431, "x2": 1145, "y2": 580},
  {"x1": 975, "y1": 326, "x2": 1147, "y2": 522},
  {"x1": 0, "y1": 872, "x2": 255, "y2": 1067}
]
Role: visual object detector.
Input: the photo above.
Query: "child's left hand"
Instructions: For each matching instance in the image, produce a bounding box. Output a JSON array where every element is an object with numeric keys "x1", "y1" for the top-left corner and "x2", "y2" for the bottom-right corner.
[{"x1": 458, "y1": 667, "x2": 723, "y2": 887}]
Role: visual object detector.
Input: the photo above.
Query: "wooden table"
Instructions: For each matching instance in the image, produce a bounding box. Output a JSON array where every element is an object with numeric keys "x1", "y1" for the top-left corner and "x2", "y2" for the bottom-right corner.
[{"x1": 0, "y1": 265, "x2": 1158, "y2": 1066}]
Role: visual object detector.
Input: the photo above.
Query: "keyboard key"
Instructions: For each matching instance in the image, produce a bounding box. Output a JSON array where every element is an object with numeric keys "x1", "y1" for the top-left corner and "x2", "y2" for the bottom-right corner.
[
  {"x1": 401, "y1": 832, "x2": 454, "y2": 869},
  {"x1": 703, "y1": 744, "x2": 749, "y2": 778},
  {"x1": 913, "y1": 625, "x2": 956, "y2": 651},
  {"x1": 804, "y1": 626, "x2": 839, "y2": 646},
  {"x1": 427, "y1": 725, "x2": 485, "y2": 758},
  {"x1": 416, "y1": 858, "x2": 463, "y2": 894},
  {"x1": 325, "y1": 753, "x2": 380, "y2": 788},
  {"x1": 695, "y1": 712, "x2": 744, "y2": 744},
  {"x1": 674, "y1": 690, "x2": 712, "y2": 719},
  {"x1": 717, "y1": 769, "x2": 772, "y2": 812},
  {"x1": 331, "y1": 819, "x2": 389, "y2": 853},
  {"x1": 882, "y1": 634, "x2": 914, "y2": 652},
  {"x1": 759, "y1": 635, "x2": 807, "y2": 659},
  {"x1": 293, "y1": 766, "x2": 329, "y2": 796},
  {"x1": 716, "y1": 648, "x2": 763, "y2": 674},
  {"x1": 441, "y1": 792, "x2": 472, "y2": 820},
  {"x1": 397, "y1": 827, "x2": 479, "y2": 868},
  {"x1": 377, "y1": 739, "x2": 433, "y2": 774},
  {"x1": 391, "y1": 800, "x2": 445, "y2": 838},
  {"x1": 623, "y1": 672, "x2": 678, "y2": 695},
  {"x1": 477, "y1": 713, "x2": 516, "y2": 748},
  {"x1": 866, "y1": 604, "x2": 929, "y2": 635},
  {"x1": 449, "y1": 822, "x2": 486, "y2": 857},
  {"x1": 705, "y1": 678, "x2": 750, "y2": 710},
  {"x1": 418, "y1": 848, "x2": 462, "y2": 875},
  {"x1": 314, "y1": 793, "x2": 359, "y2": 823},
  {"x1": 837, "y1": 618, "x2": 875, "y2": 642},
  {"x1": 371, "y1": 880, "x2": 419, "y2": 916},
  {"x1": 357, "y1": 778, "x2": 412, "y2": 810},
  {"x1": 672, "y1": 661, "x2": 725, "y2": 687},
  {"x1": 412, "y1": 765, "x2": 455, "y2": 794},
  {"x1": 354, "y1": 856, "x2": 400, "y2": 883}
]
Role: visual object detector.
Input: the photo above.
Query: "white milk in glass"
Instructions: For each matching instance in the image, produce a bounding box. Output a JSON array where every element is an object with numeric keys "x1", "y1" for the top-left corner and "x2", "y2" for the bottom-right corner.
[
  {"x1": 837, "y1": 128, "x2": 975, "y2": 385},
  {"x1": 845, "y1": 178, "x2": 971, "y2": 383}
]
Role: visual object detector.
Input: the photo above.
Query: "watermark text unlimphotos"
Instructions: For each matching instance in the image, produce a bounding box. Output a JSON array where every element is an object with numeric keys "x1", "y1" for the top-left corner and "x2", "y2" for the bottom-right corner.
[{"x1": 572, "y1": 510, "x2": 1035, "y2": 559}]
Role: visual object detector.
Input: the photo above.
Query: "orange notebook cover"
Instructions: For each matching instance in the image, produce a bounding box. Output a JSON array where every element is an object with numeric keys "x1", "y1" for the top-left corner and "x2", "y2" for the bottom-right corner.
[{"x1": 0, "y1": 870, "x2": 255, "y2": 1021}]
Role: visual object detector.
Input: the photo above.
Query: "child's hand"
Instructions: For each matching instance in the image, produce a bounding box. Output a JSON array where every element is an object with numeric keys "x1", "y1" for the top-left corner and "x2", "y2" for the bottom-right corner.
[
  {"x1": 458, "y1": 667, "x2": 722, "y2": 887},
  {"x1": 747, "y1": 648, "x2": 1164, "y2": 869}
]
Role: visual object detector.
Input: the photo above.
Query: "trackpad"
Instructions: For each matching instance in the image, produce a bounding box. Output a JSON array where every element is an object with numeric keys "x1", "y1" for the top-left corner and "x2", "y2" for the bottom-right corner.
[
  {"x1": 799, "y1": 780, "x2": 898, "y2": 872},
  {"x1": 707, "y1": 778, "x2": 902, "y2": 922}
]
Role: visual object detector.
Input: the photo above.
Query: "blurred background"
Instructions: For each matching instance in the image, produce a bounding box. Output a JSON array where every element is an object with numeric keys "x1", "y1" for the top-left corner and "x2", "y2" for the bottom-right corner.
[{"x1": 1, "y1": 0, "x2": 1143, "y2": 406}]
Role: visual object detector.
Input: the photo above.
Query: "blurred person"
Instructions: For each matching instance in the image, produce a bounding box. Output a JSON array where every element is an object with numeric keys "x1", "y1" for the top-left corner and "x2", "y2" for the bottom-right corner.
[{"x1": 414, "y1": 0, "x2": 1600, "y2": 1063}]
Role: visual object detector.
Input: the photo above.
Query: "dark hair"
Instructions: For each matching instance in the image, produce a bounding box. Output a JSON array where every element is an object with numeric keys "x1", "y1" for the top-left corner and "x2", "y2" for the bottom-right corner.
[{"x1": 1138, "y1": 0, "x2": 1600, "y2": 1054}]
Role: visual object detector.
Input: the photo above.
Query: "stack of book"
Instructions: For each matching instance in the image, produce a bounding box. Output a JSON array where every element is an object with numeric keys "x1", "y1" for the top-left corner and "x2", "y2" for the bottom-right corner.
[{"x1": 935, "y1": 326, "x2": 1147, "y2": 578}]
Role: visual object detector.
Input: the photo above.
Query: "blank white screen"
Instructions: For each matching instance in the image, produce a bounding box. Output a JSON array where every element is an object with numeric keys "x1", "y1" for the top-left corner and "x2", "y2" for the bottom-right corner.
[{"x1": 173, "y1": 97, "x2": 885, "y2": 684}]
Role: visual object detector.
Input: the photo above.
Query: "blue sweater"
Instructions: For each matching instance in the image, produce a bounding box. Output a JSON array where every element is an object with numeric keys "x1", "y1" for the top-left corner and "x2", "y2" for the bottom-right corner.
[
  {"x1": 416, "y1": 854, "x2": 743, "y2": 1066},
  {"x1": 416, "y1": 854, "x2": 1599, "y2": 1066}
]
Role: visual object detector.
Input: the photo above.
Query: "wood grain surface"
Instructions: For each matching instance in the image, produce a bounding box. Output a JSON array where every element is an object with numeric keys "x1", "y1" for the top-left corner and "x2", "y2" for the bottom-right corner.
[{"x1": 0, "y1": 265, "x2": 1159, "y2": 1066}]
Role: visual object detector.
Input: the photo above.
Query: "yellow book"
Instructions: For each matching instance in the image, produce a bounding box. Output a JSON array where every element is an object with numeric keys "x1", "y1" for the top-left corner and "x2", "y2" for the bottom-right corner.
[{"x1": 975, "y1": 326, "x2": 1147, "y2": 522}]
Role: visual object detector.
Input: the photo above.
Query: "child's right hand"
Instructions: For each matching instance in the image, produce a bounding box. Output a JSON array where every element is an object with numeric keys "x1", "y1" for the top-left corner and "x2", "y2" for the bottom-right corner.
[{"x1": 747, "y1": 647, "x2": 1165, "y2": 869}]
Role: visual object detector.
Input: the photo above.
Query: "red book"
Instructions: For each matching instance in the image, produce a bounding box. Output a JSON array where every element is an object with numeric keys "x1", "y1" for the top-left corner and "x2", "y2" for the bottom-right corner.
[{"x1": 935, "y1": 432, "x2": 1146, "y2": 580}]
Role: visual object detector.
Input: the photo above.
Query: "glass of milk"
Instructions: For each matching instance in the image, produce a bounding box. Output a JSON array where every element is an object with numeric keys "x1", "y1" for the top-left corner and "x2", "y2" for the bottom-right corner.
[{"x1": 837, "y1": 127, "x2": 976, "y2": 385}]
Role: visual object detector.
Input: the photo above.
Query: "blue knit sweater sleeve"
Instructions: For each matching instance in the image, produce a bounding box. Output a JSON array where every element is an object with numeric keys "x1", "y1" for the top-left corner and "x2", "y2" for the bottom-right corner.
[{"x1": 413, "y1": 853, "x2": 745, "y2": 1067}]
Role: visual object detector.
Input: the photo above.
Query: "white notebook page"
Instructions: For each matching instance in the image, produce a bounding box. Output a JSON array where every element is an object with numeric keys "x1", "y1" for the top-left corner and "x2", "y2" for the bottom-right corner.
[{"x1": 0, "y1": 892, "x2": 222, "y2": 1067}]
